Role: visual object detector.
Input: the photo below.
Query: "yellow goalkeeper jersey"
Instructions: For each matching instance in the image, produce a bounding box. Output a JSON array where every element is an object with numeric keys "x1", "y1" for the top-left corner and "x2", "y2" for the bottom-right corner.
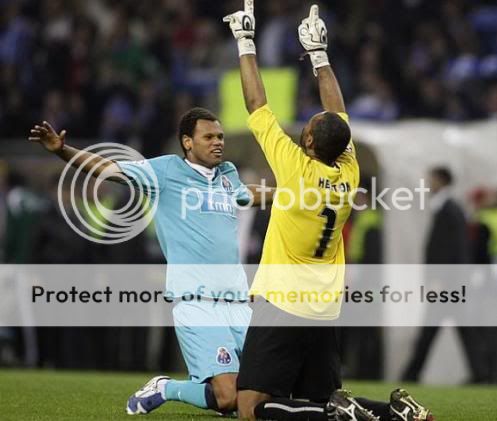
[{"x1": 248, "y1": 105, "x2": 360, "y2": 319}]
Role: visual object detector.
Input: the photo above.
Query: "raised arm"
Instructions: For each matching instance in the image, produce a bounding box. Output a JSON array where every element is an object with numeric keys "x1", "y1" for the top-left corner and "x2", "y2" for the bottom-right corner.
[
  {"x1": 239, "y1": 55, "x2": 267, "y2": 114},
  {"x1": 223, "y1": 0, "x2": 267, "y2": 114},
  {"x1": 299, "y1": 5, "x2": 346, "y2": 114},
  {"x1": 316, "y1": 66, "x2": 346, "y2": 114},
  {"x1": 29, "y1": 121, "x2": 122, "y2": 180}
]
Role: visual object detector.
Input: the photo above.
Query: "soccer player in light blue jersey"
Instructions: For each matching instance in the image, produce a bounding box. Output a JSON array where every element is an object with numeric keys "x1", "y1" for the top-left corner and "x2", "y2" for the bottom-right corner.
[{"x1": 29, "y1": 108, "x2": 272, "y2": 415}]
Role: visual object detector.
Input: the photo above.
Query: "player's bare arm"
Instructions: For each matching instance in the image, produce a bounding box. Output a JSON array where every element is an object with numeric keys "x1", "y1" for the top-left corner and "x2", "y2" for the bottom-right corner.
[
  {"x1": 223, "y1": 0, "x2": 267, "y2": 114},
  {"x1": 247, "y1": 185, "x2": 276, "y2": 207},
  {"x1": 316, "y1": 66, "x2": 346, "y2": 114},
  {"x1": 29, "y1": 121, "x2": 122, "y2": 180},
  {"x1": 239, "y1": 55, "x2": 267, "y2": 114},
  {"x1": 299, "y1": 5, "x2": 346, "y2": 114}
]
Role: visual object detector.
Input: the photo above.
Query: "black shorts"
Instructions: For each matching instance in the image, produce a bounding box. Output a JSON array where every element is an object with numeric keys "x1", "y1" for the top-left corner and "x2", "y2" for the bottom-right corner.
[{"x1": 237, "y1": 300, "x2": 342, "y2": 401}]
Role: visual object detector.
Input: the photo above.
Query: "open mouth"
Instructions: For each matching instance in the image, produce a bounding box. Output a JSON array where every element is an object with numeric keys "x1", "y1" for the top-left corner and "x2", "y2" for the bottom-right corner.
[{"x1": 211, "y1": 149, "x2": 223, "y2": 157}]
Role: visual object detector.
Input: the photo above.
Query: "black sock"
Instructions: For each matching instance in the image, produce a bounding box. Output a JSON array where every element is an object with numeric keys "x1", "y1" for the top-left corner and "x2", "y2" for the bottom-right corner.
[
  {"x1": 355, "y1": 397, "x2": 391, "y2": 421},
  {"x1": 204, "y1": 384, "x2": 220, "y2": 412},
  {"x1": 255, "y1": 398, "x2": 327, "y2": 421}
]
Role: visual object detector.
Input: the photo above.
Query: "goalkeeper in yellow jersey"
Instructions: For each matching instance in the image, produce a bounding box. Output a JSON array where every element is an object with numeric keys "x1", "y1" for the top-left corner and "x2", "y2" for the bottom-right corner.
[{"x1": 224, "y1": 2, "x2": 434, "y2": 421}]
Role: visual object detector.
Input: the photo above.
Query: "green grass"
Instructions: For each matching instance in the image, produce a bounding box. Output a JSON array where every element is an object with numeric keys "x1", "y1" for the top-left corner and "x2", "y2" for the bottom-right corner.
[{"x1": 1, "y1": 369, "x2": 496, "y2": 420}]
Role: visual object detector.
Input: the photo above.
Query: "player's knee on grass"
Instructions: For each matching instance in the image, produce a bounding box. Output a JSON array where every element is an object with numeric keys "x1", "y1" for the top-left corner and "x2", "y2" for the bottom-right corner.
[
  {"x1": 237, "y1": 390, "x2": 271, "y2": 421},
  {"x1": 211, "y1": 374, "x2": 237, "y2": 412},
  {"x1": 215, "y1": 389, "x2": 237, "y2": 412}
]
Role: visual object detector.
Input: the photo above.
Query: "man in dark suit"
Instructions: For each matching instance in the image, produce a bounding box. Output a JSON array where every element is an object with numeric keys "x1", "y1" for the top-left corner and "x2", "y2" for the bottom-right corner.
[
  {"x1": 403, "y1": 167, "x2": 481, "y2": 382},
  {"x1": 424, "y1": 168, "x2": 469, "y2": 265}
]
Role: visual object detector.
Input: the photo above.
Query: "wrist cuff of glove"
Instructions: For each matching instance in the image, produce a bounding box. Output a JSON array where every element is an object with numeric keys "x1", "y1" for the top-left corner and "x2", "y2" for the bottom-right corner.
[
  {"x1": 238, "y1": 38, "x2": 256, "y2": 57},
  {"x1": 309, "y1": 50, "x2": 330, "y2": 75}
]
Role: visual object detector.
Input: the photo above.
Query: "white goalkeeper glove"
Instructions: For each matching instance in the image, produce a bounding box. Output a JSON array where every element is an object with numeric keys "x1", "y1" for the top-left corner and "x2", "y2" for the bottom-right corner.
[
  {"x1": 298, "y1": 5, "x2": 330, "y2": 75},
  {"x1": 223, "y1": 0, "x2": 256, "y2": 57}
]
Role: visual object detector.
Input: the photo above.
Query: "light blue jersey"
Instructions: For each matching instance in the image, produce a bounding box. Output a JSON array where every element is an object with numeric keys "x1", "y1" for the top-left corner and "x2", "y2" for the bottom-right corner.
[
  {"x1": 119, "y1": 155, "x2": 252, "y2": 383},
  {"x1": 118, "y1": 155, "x2": 249, "y2": 298}
]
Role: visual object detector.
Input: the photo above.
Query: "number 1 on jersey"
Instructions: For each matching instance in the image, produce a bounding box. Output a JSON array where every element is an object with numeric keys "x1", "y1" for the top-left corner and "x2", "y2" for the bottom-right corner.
[{"x1": 314, "y1": 206, "x2": 337, "y2": 258}]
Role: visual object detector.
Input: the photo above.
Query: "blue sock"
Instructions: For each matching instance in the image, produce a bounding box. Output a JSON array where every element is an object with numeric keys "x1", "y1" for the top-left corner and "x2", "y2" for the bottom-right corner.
[{"x1": 163, "y1": 380, "x2": 213, "y2": 409}]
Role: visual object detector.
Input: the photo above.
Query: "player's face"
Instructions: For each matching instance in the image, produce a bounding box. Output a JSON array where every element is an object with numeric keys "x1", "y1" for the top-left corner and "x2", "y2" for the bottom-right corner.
[
  {"x1": 299, "y1": 121, "x2": 313, "y2": 153},
  {"x1": 185, "y1": 120, "x2": 225, "y2": 168}
]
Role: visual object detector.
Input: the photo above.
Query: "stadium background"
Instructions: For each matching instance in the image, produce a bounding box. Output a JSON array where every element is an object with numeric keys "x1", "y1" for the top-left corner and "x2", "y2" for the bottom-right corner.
[{"x1": 1, "y1": 0, "x2": 497, "y2": 390}]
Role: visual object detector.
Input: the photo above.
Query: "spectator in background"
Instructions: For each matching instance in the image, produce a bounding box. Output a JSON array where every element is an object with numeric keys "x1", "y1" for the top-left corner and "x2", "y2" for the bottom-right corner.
[
  {"x1": 0, "y1": 0, "x2": 35, "y2": 138},
  {"x1": 2, "y1": 169, "x2": 47, "y2": 367},
  {"x1": 3, "y1": 0, "x2": 497, "y2": 145},
  {"x1": 348, "y1": 71, "x2": 399, "y2": 121},
  {"x1": 469, "y1": 188, "x2": 497, "y2": 383},
  {"x1": 0, "y1": 162, "x2": 17, "y2": 366},
  {"x1": 2, "y1": 0, "x2": 497, "y2": 145},
  {"x1": 424, "y1": 168, "x2": 469, "y2": 265},
  {"x1": 135, "y1": 79, "x2": 173, "y2": 157},
  {"x1": 4, "y1": 171, "x2": 46, "y2": 264},
  {"x1": 30, "y1": 175, "x2": 94, "y2": 370},
  {"x1": 348, "y1": 26, "x2": 400, "y2": 122},
  {"x1": 30, "y1": 174, "x2": 89, "y2": 264},
  {"x1": 343, "y1": 178, "x2": 384, "y2": 380},
  {"x1": 415, "y1": 79, "x2": 447, "y2": 119},
  {"x1": 0, "y1": 162, "x2": 6, "y2": 259},
  {"x1": 402, "y1": 167, "x2": 483, "y2": 383},
  {"x1": 100, "y1": 91, "x2": 135, "y2": 143},
  {"x1": 258, "y1": 1, "x2": 291, "y2": 67},
  {"x1": 97, "y1": 188, "x2": 149, "y2": 372},
  {"x1": 471, "y1": 188, "x2": 497, "y2": 265},
  {"x1": 41, "y1": 90, "x2": 70, "y2": 132},
  {"x1": 0, "y1": 0, "x2": 35, "y2": 84}
]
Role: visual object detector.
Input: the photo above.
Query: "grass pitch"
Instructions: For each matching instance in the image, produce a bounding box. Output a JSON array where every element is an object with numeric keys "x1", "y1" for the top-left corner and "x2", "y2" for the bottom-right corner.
[{"x1": 1, "y1": 369, "x2": 496, "y2": 420}]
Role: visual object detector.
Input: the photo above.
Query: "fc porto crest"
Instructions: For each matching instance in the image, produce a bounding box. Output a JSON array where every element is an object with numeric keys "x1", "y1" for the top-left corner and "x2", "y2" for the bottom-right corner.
[
  {"x1": 221, "y1": 176, "x2": 234, "y2": 194},
  {"x1": 216, "y1": 347, "x2": 232, "y2": 366}
]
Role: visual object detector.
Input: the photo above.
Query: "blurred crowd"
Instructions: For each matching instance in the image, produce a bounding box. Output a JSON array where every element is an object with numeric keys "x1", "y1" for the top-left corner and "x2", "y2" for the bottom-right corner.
[{"x1": 1, "y1": 0, "x2": 497, "y2": 155}]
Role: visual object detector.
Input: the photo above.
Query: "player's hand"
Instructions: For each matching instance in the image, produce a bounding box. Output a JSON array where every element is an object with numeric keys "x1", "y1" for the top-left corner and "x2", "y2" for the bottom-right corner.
[
  {"x1": 298, "y1": 5, "x2": 330, "y2": 75},
  {"x1": 299, "y1": 5, "x2": 328, "y2": 52},
  {"x1": 223, "y1": 0, "x2": 255, "y2": 41},
  {"x1": 223, "y1": 0, "x2": 256, "y2": 56},
  {"x1": 29, "y1": 121, "x2": 66, "y2": 153}
]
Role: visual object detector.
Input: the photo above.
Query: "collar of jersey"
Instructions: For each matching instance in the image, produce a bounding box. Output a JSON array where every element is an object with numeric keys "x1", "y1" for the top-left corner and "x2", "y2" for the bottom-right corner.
[{"x1": 180, "y1": 157, "x2": 221, "y2": 182}]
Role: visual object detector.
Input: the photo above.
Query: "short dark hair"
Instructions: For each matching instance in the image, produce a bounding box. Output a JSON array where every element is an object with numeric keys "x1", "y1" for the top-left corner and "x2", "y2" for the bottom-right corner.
[
  {"x1": 178, "y1": 107, "x2": 219, "y2": 155},
  {"x1": 431, "y1": 167, "x2": 453, "y2": 186},
  {"x1": 312, "y1": 113, "x2": 351, "y2": 165}
]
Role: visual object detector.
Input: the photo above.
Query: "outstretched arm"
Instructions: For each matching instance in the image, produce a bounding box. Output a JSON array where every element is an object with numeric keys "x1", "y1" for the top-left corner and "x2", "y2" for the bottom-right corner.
[
  {"x1": 29, "y1": 121, "x2": 122, "y2": 180},
  {"x1": 299, "y1": 5, "x2": 346, "y2": 114},
  {"x1": 224, "y1": 0, "x2": 267, "y2": 114}
]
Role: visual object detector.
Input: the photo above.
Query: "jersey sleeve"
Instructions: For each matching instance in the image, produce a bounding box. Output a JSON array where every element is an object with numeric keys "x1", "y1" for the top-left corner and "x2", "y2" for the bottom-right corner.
[
  {"x1": 222, "y1": 162, "x2": 251, "y2": 206},
  {"x1": 247, "y1": 105, "x2": 306, "y2": 185},
  {"x1": 117, "y1": 156, "x2": 171, "y2": 197},
  {"x1": 235, "y1": 184, "x2": 251, "y2": 206}
]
